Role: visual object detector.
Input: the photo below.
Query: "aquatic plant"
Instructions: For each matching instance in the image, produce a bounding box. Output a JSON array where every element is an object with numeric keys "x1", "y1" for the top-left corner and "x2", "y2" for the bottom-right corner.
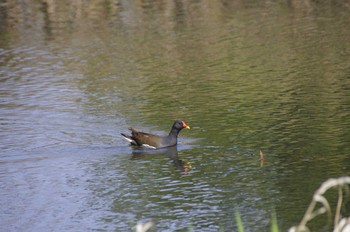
[
  {"x1": 235, "y1": 209, "x2": 245, "y2": 232},
  {"x1": 234, "y1": 208, "x2": 280, "y2": 232},
  {"x1": 289, "y1": 177, "x2": 350, "y2": 232},
  {"x1": 134, "y1": 177, "x2": 350, "y2": 232}
]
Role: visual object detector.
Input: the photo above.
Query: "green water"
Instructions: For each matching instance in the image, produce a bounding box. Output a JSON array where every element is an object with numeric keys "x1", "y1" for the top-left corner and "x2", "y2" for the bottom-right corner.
[{"x1": 1, "y1": 1, "x2": 350, "y2": 231}]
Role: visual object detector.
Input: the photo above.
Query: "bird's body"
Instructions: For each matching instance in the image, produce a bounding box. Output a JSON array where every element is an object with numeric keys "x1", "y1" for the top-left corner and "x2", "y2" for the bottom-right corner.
[{"x1": 121, "y1": 120, "x2": 190, "y2": 149}]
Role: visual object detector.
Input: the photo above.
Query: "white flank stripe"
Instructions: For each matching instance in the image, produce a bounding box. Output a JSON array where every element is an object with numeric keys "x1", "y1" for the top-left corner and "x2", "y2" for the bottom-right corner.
[{"x1": 141, "y1": 144, "x2": 157, "y2": 149}]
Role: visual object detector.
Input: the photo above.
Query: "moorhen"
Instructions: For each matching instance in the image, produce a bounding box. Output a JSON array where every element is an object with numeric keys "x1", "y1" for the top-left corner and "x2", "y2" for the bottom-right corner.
[{"x1": 121, "y1": 120, "x2": 190, "y2": 149}]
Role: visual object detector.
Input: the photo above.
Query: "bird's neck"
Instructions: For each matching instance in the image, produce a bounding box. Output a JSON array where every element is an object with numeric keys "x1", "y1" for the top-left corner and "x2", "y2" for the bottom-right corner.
[{"x1": 168, "y1": 128, "x2": 180, "y2": 137}]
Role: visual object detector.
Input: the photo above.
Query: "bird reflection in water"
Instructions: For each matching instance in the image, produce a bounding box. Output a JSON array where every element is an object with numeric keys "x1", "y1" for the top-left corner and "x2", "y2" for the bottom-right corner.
[{"x1": 130, "y1": 146, "x2": 192, "y2": 174}]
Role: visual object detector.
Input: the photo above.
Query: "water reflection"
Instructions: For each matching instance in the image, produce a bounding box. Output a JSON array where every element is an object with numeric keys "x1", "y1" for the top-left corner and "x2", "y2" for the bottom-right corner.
[
  {"x1": 1, "y1": 1, "x2": 350, "y2": 231},
  {"x1": 130, "y1": 146, "x2": 192, "y2": 174}
]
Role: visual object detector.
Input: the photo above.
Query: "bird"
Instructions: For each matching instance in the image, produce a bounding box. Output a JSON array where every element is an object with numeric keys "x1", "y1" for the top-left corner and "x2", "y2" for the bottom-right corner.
[{"x1": 121, "y1": 120, "x2": 190, "y2": 149}]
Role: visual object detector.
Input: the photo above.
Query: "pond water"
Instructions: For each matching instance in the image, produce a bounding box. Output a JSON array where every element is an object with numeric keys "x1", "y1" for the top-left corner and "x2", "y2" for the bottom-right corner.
[{"x1": 1, "y1": 1, "x2": 350, "y2": 231}]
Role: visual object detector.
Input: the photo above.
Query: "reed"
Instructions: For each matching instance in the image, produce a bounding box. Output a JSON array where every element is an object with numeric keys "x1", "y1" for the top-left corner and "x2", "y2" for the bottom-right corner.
[
  {"x1": 135, "y1": 177, "x2": 350, "y2": 232},
  {"x1": 271, "y1": 210, "x2": 280, "y2": 232},
  {"x1": 234, "y1": 209, "x2": 280, "y2": 232},
  {"x1": 289, "y1": 177, "x2": 350, "y2": 232},
  {"x1": 235, "y1": 209, "x2": 245, "y2": 232}
]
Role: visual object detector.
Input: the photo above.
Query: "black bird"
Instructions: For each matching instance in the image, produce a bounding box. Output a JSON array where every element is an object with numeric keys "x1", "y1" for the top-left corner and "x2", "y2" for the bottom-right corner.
[{"x1": 121, "y1": 120, "x2": 190, "y2": 149}]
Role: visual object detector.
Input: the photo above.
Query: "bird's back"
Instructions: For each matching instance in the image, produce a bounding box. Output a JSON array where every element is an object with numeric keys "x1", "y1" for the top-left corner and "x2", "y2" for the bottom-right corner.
[{"x1": 129, "y1": 128, "x2": 163, "y2": 148}]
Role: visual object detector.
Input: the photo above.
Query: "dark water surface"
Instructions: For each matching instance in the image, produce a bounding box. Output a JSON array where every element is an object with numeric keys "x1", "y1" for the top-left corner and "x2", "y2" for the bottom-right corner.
[{"x1": 1, "y1": 1, "x2": 350, "y2": 231}]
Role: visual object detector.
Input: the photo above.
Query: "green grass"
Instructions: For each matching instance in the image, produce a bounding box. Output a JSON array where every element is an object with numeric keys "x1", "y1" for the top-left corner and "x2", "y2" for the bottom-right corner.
[
  {"x1": 235, "y1": 209, "x2": 245, "y2": 232},
  {"x1": 270, "y1": 211, "x2": 280, "y2": 232},
  {"x1": 234, "y1": 209, "x2": 280, "y2": 232},
  {"x1": 135, "y1": 177, "x2": 350, "y2": 232}
]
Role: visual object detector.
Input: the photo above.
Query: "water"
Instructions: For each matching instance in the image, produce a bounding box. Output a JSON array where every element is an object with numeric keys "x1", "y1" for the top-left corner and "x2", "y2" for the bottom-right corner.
[{"x1": 1, "y1": 1, "x2": 350, "y2": 231}]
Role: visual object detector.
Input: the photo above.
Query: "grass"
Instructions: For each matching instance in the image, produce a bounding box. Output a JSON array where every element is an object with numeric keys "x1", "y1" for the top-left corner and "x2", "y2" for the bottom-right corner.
[
  {"x1": 135, "y1": 177, "x2": 350, "y2": 232},
  {"x1": 233, "y1": 177, "x2": 350, "y2": 232},
  {"x1": 271, "y1": 211, "x2": 280, "y2": 232},
  {"x1": 234, "y1": 208, "x2": 280, "y2": 232},
  {"x1": 235, "y1": 209, "x2": 245, "y2": 232},
  {"x1": 289, "y1": 177, "x2": 350, "y2": 232}
]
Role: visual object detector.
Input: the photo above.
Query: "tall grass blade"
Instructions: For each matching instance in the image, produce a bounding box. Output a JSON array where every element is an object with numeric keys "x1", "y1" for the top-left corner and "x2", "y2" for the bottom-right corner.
[
  {"x1": 235, "y1": 209, "x2": 245, "y2": 232},
  {"x1": 271, "y1": 211, "x2": 280, "y2": 232}
]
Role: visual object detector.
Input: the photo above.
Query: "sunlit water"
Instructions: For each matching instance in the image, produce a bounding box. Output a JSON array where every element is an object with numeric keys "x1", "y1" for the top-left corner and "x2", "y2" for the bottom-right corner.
[{"x1": 1, "y1": 1, "x2": 350, "y2": 231}]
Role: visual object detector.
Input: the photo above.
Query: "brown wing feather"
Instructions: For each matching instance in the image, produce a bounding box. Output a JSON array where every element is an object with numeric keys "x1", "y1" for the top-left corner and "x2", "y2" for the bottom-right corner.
[{"x1": 129, "y1": 127, "x2": 162, "y2": 147}]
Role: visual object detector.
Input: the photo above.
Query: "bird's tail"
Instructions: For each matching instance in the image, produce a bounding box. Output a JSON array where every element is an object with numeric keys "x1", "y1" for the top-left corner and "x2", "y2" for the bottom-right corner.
[{"x1": 121, "y1": 133, "x2": 136, "y2": 144}]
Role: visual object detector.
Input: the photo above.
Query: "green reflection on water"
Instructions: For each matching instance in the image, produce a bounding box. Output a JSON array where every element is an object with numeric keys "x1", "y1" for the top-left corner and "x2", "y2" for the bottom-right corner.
[{"x1": 1, "y1": 1, "x2": 350, "y2": 231}]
